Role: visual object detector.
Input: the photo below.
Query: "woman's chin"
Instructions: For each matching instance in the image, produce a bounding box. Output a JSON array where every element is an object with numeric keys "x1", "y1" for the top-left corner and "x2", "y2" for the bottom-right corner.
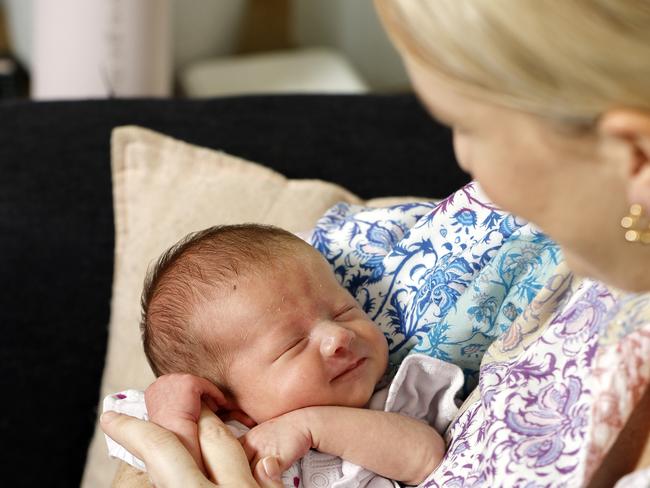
[{"x1": 563, "y1": 251, "x2": 603, "y2": 285}]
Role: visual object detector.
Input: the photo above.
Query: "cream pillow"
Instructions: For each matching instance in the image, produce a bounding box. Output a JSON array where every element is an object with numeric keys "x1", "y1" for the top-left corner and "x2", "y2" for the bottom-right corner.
[{"x1": 82, "y1": 126, "x2": 423, "y2": 487}]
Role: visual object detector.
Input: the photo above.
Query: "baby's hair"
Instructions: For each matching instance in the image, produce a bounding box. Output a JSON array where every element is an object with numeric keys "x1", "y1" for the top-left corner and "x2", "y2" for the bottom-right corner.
[{"x1": 141, "y1": 224, "x2": 309, "y2": 389}]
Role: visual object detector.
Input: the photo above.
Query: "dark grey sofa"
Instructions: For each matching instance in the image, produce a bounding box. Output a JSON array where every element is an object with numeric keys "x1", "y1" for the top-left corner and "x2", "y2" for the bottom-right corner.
[{"x1": 0, "y1": 94, "x2": 468, "y2": 487}]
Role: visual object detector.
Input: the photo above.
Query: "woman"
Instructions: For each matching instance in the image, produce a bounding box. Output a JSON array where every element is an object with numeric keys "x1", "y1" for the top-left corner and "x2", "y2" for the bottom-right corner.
[{"x1": 103, "y1": 1, "x2": 650, "y2": 486}]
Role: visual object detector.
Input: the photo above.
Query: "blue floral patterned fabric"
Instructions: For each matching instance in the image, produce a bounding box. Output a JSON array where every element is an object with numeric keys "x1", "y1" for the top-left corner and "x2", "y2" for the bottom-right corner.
[
  {"x1": 310, "y1": 182, "x2": 650, "y2": 485},
  {"x1": 310, "y1": 182, "x2": 561, "y2": 393}
]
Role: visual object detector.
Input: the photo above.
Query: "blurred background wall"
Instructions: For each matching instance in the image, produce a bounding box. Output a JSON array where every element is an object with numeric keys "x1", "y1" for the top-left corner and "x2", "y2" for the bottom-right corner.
[{"x1": 0, "y1": 0, "x2": 410, "y2": 100}]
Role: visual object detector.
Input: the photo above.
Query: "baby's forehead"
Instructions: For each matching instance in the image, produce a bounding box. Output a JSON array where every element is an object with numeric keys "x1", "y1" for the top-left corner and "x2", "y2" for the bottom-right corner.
[{"x1": 197, "y1": 244, "x2": 338, "y2": 325}]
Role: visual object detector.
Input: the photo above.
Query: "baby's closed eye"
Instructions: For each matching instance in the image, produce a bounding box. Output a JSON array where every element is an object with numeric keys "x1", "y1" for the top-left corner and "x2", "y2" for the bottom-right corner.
[
  {"x1": 334, "y1": 304, "x2": 360, "y2": 320},
  {"x1": 276, "y1": 337, "x2": 308, "y2": 360},
  {"x1": 287, "y1": 337, "x2": 308, "y2": 352}
]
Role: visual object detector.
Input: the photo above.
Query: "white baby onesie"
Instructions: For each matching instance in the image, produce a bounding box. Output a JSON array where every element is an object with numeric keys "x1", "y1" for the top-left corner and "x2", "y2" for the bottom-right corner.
[{"x1": 104, "y1": 354, "x2": 463, "y2": 488}]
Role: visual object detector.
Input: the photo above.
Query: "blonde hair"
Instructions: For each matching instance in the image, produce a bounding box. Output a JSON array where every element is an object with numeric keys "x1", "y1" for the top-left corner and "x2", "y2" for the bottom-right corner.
[{"x1": 376, "y1": 0, "x2": 650, "y2": 128}]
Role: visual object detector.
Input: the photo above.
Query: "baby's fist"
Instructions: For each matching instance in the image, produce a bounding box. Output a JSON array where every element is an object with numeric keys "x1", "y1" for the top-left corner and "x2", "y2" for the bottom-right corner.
[
  {"x1": 145, "y1": 373, "x2": 225, "y2": 424},
  {"x1": 144, "y1": 373, "x2": 226, "y2": 427},
  {"x1": 240, "y1": 411, "x2": 312, "y2": 481}
]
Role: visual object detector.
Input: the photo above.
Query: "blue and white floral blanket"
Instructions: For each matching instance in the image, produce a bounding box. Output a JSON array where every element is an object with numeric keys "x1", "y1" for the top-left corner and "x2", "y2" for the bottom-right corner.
[{"x1": 310, "y1": 182, "x2": 561, "y2": 395}]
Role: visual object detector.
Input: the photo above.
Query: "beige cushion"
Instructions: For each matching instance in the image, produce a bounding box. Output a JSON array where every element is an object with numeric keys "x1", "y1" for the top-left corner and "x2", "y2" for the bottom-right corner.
[{"x1": 81, "y1": 126, "x2": 423, "y2": 487}]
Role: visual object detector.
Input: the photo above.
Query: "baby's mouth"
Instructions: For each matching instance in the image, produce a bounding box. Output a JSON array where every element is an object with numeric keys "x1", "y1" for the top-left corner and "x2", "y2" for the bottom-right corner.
[{"x1": 332, "y1": 358, "x2": 367, "y2": 382}]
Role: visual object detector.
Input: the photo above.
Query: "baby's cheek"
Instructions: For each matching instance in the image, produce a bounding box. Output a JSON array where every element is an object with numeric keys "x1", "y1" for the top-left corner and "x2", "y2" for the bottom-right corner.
[
  {"x1": 367, "y1": 324, "x2": 389, "y2": 365},
  {"x1": 277, "y1": 371, "x2": 323, "y2": 409}
]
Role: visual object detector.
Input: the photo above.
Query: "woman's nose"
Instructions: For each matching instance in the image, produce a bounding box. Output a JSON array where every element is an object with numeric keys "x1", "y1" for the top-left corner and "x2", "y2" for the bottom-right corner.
[{"x1": 320, "y1": 325, "x2": 355, "y2": 357}]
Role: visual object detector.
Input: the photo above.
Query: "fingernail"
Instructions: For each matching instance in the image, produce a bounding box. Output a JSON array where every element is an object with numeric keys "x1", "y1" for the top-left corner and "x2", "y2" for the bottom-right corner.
[
  {"x1": 100, "y1": 411, "x2": 118, "y2": 424},
  {"x1": 262, "y1": 456, "x2": 281, "y2": 481}
]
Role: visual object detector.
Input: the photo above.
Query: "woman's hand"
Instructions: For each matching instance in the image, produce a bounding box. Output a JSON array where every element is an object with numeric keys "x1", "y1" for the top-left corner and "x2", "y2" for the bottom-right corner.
[{"x1": 101, "y1": 403, "x2": 282, "y2": 488}]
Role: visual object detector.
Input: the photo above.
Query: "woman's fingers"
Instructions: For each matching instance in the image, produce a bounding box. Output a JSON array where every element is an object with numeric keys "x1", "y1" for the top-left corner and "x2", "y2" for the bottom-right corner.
[
  {"x1": 101, "y1": 410, "x2": 208, "y2": 488},
  {"x1": 198, "y1": 404, "x2": 258, "y2": 486},
  {"x1": 253, "y1": 457, "x2": 284, "y2": 488},
  {"x1": 198, "y1": 405, "x2": 281, "y2": 488},
  {"x1": 101, "y1": 406, "x2": 273, "y2": 488},
  {"x1": 101, "y1": 404, "x2": 278, "y2": 488}
]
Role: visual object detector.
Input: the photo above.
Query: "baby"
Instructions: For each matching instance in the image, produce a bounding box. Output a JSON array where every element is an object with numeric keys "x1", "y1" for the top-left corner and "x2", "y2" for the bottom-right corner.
[{"x1": 108, "y1": 224, "x2": 456, "y2": 486}]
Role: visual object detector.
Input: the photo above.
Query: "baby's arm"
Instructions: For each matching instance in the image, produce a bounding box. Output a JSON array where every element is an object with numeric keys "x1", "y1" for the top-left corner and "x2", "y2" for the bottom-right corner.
[
  {"x1": 242, "y1": 406, "x2": 445, "y2": 485},
  {"x1": 308, "y1": 407, "x2": 445, "y2": 484},
  {"x1": 144, "y1": 373, "x2": 227, "y2": 474}
]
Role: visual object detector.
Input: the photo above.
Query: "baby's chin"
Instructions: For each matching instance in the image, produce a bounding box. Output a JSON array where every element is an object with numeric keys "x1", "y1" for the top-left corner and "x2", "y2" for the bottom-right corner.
[
  {"x1": 348, "y1": 392, "x2": 375, "y2": 408},
  {"x1": 343, "y1": 379, "x2": 380, "y2": 408}
]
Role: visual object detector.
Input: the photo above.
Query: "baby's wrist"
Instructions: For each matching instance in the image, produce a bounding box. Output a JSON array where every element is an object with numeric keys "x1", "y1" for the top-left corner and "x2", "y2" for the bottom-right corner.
[
  {"x1": 290, "y1": 406, "x2": 330, "y2": 450},
  {"x1": 285, "y1": 407, "x2": 317, "y2": 448}
]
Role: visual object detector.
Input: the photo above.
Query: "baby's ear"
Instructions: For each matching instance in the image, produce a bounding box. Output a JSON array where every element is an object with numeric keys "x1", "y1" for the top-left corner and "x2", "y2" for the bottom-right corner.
[{"x1": 217, "y1": 395, "x2": 257, "y2": 428}]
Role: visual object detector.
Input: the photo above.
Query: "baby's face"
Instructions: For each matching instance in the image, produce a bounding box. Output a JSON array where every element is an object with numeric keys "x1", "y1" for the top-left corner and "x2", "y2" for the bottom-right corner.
[{"x1": 202, "y1": 246, "x2": 388, "y2": 423}]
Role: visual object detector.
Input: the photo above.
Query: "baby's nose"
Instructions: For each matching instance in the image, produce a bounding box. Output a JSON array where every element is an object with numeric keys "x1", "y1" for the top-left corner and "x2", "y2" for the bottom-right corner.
[{"x1": 320, "y1": 325, "x2": 355, "y2": 357}]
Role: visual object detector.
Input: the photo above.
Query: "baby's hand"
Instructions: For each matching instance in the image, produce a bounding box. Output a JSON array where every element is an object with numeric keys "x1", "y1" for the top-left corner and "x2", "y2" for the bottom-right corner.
[
  {"x1": 144, "y1": 373, "x2": 227, "y2": 474},
  {"x1": 239, "y1": 410, "x2": 312, "y2": 483}
]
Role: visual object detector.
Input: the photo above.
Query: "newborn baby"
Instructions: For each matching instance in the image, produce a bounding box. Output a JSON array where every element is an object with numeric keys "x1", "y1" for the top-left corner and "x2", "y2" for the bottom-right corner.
[{"x1": 106, "y1": 224, "x2": 462, "y2": 487}]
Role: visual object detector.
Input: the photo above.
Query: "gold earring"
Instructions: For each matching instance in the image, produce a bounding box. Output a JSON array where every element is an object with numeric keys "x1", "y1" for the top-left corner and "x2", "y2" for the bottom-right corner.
[{"x1": 621, "y1": 204, "x2": 650, "y2": 244}]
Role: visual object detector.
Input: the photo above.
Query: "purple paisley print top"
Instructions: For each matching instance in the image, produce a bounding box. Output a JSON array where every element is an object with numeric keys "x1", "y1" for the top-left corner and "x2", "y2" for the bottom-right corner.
[{"x1": 311, "y1": 183, "x2": 650, "y2": 486}]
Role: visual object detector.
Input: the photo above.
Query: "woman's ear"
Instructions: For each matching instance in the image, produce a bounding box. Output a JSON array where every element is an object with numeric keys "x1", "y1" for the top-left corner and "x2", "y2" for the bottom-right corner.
[{"x1": 598, "y1": 108, "x2": 650, "y2": 211}]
